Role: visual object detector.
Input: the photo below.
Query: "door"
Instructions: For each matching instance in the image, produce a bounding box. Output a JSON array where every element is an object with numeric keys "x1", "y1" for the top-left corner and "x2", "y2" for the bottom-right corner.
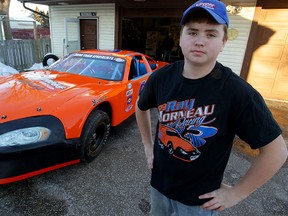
[
  {"x1": 247, "y1": 9, "x2": 288, "y2": 101},
  {"x1": 80, "y1": 19, "x2": 98, "y2": 50},
  {"x1": 65, "y1": 18, "x2": 80, "y2": 54},
  {"x1": 124, "y1": 55, "x2": 150, "y2": 116}
]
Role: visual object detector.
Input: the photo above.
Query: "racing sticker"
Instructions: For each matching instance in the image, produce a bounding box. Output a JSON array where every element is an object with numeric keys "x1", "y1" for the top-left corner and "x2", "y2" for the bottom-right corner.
[
  {"x1": 19, "y1": 77, "x2": 67, "y2": 92},
  {"x1": 127, "y1": 95, "x2": 132, "y2": 105},
  {"x1": 125, "y1": 95, "x2": 133, "y2": 112},
  {"x1": 74, "y1": 53, "x2": 125, "y2": 62},
  {"x1": 126, "y1": 89, "x2": 133, "y2": 97},
  {"x1": 138, "y1": 81, "x2": 146, "y2": 95},
  {"x1": 92, "y1": 96, "x2": 107, "y2": 106},
  {"x1": 127, "y1": 83, "x2": 132, "y2": 89},
  {"x1": 39, "y1": 78, "x2": 67, "y2": 90},
  {"x1": 125, "y1": 105, "x2": 133, "y2": 112}
]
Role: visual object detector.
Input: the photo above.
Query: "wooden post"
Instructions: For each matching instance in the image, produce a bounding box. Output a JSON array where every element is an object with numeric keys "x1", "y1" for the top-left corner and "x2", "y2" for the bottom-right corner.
[
  {"x1": 33, "y1": 21, "x2": 40, "y2": 63},
  {"x1": 0, "y1": 16, "x2": 4, "y2": 41}
]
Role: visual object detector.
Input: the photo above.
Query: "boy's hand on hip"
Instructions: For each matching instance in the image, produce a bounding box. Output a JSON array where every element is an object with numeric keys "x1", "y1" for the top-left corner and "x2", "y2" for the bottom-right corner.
[{"x1": 199, "y1": 183, "x2": 243, "y2": 211}]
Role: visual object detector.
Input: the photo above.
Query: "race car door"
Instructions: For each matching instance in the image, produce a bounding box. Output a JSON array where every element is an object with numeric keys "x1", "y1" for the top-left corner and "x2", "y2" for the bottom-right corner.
[
  {"x1": 125, "y1": 55, "x2": 150, "y2": 114},
  {"x1": 65, "y1": 18, "x2": 80, "y2": 54}
]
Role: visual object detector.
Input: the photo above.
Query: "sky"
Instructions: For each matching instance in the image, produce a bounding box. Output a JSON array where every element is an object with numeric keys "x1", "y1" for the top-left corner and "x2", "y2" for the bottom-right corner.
[{"x1": 9, "y1": 0, "x2": 48, "y2": 17}]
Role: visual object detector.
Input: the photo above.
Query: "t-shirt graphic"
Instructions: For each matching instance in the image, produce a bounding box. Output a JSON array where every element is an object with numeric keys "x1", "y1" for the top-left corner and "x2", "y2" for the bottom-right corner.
[{"x1": 157, "y1": 99, "x2": 217, "y2": 162}]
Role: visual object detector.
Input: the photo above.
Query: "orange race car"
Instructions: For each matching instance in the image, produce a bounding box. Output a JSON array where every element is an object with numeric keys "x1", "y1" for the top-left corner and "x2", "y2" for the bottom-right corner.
[{"x1": 0, "y1": 49, "x2": 167, "y2": 184}]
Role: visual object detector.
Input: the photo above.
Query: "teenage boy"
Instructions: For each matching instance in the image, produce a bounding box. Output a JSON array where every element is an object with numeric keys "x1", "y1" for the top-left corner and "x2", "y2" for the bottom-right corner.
[{"x1": 135, "y1": 0, "x2": 288, "y2": 215}]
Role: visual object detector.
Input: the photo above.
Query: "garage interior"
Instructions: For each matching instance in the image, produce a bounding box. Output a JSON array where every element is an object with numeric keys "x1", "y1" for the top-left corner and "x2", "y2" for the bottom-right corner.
[
  {"x1": 121, "y1": 17, "x2": 183, "y2": 61},
  {"x1": 116, "y1": 2, "x2": 190, "y2": 62}
]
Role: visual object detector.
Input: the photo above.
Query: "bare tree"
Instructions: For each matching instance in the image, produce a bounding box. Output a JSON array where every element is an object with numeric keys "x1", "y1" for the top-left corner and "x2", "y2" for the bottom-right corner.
[{"x1": 0, "y1": 0, "x2": 12, "y2": 40}]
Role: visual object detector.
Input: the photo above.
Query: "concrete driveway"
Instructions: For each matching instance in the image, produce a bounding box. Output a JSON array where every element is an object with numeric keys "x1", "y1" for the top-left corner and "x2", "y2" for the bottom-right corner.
[{"x1": 0, "y1": 102, "x2": 287, "y2": 216}]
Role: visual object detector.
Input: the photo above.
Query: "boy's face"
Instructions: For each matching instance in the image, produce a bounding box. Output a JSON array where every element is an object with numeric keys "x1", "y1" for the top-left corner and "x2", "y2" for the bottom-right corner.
[{"x1": 179, "y1": 21, "x2": 227, "y2": 66}]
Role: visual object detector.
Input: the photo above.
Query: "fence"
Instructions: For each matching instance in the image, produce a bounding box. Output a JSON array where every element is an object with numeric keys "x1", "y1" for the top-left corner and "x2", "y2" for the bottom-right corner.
[{"x1": 0, "y1": 38, "x2": 51, "y2": 71}]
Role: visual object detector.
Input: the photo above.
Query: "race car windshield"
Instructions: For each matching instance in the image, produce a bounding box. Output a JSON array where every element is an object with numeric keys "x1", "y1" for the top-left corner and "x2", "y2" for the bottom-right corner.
[{"x1": 48, "y1": 53, "x2": 126, "y2": 81}]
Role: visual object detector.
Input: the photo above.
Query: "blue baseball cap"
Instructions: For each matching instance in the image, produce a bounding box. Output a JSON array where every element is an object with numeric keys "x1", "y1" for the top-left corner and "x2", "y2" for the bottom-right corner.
[{"x1": 180, "y1": 0, "x2": 229, "y2": 27}]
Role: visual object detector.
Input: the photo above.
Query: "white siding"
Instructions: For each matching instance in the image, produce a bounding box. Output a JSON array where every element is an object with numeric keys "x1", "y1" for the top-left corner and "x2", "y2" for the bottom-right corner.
[
  {"x1": 49, "y1": 4, "x2": 115, "y2": 57},
  {"x1": 218, "y1": 0, "x2": 256, "y2": 75}
]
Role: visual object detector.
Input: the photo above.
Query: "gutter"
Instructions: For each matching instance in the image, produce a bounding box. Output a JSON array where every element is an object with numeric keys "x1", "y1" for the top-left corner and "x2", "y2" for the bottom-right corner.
[{"x1": 22, "y1": 1, "x2": 49, "y2": 19}]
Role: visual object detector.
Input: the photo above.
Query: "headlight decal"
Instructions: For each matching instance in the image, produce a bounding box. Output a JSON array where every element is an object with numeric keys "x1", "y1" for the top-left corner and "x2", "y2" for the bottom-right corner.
[
  {"x1": 0, "y1": 127, "x2": 51, "y2": 146},
  {"x1": 0, "y1": 115, "x2": 66, "y2": 153}
]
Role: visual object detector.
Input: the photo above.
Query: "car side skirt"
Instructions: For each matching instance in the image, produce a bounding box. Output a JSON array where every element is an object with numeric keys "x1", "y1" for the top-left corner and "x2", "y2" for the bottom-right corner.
[
  {"x1": 0, "y1": 140, "x2": 81, "y2": 184},
  {"x1": 0, "y1": 159, "x2": 80, "y2": 184}
]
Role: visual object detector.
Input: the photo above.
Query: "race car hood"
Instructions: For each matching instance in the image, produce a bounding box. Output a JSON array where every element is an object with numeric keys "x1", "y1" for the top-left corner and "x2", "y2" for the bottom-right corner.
[{"x1": 0, "y1": 70, "x2": 114, "y2": 122}]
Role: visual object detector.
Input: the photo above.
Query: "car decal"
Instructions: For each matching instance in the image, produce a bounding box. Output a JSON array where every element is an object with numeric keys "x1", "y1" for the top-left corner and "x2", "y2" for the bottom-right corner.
[
  {"x1": 139, "y1": 81, "x2": 146, "y2": 95},
  {"x1": 74, "y1": 53, "x2": 125, "y2": 63},
  {"x1": 125, "y1": 105, "x2": 133, "y2": 112},
  {"x1": 126, "y1": 89, "x2": 133, "y2": 96},
  {"x1": 39, "y1": 78, "x2": 67, "y2": 90},
  {"x1": 18, "y1": 78, "x2": 45, "y2": 91},
  {"x1": 114, "y1": 57, "x2": 125, "y2": 63},
  {"x1": 127, "y1": 95, "x2": 132, "y2": 105},
  {"x1": 92, "y1": 96, "x2": 107, "y2": 106}
]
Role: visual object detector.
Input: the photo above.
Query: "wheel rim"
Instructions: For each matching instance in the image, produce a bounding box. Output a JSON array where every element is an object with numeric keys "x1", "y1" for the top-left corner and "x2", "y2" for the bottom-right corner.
[{"x1": 88, "y1": 123, "x2": 106, "y2": 155}]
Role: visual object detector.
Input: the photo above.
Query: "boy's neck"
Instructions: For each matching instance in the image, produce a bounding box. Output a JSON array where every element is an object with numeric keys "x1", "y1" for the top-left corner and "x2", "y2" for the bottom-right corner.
[{"x1": 182, "y1": 60, "x2": 216, "y2": 79}]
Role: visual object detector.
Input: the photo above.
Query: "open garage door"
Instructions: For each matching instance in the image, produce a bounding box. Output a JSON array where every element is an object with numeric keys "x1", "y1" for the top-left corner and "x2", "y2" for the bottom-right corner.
[{"x1": 247, "y1": 9, "x2": 288, "y2": 101}]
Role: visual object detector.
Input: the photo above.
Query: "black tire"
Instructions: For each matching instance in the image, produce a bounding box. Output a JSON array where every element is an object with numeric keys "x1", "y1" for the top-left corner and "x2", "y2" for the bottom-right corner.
[
  {"x1": 42, "y1": 54, "x2": 59, "y2": 67},
  {"x1": 80, "y1": 110, "x2": 110, "y2": 162}
]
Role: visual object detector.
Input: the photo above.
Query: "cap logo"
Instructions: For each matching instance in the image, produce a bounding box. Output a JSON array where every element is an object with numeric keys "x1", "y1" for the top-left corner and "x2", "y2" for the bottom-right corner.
[{"x1": 196, "y1": 3, "x2": 216, "y2": 10}]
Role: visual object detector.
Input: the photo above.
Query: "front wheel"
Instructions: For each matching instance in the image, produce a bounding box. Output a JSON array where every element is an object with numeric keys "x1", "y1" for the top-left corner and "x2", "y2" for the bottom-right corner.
[{"x1": 80, "y1": 110, "x2": 110, "y2": 162}]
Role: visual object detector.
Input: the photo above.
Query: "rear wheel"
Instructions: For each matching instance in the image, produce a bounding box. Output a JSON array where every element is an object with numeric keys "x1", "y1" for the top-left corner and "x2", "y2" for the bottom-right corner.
[{"x1": 81, "y1": 110, "x2": 110, "y2": 162}]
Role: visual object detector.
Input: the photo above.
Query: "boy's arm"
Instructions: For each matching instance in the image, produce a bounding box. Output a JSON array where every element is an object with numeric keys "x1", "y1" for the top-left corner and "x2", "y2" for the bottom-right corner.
[
  {"x1": 135, "y1": 98, "x2": 154, "y2": 169},
  {"x1": 199, "y1": 135, "x2": 288, "y2": 211}
]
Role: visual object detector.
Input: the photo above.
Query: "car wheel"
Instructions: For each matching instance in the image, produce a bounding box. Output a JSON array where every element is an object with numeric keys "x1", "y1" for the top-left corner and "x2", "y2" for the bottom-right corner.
[
  {"x1": 80, "y1": 110, "x2": 110, "y2": 162},
  {"x1": 42, "y1": 53, "x2": 59, "y2": 67}
]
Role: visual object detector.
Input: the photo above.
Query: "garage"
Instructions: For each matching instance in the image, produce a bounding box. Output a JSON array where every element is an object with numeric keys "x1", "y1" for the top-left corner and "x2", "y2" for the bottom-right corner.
[
  {"x1": 121, "y1": 17, "x2": 183, "y2": 61},
  {"x1": 241, "y1": 0, "x2": 288, "y2": 101},
  {"x1": 117, "y1": 3, "x2": 189, "y2": 61},
  {"x1": 245, "y1": 9, "x2": 288, "y2": 101}
]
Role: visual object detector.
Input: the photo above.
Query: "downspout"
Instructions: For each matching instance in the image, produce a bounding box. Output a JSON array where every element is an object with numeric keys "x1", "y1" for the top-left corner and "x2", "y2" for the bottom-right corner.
[
  {"x1": 22, "y1": 2, "x2": 49, "y2": 19},
  {"x1": 22, "y1": 1, "x2": 49, "y2": 63}
]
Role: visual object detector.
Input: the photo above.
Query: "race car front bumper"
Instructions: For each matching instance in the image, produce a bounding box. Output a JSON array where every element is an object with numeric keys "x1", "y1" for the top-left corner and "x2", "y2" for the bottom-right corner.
[{"x1": 0, "y1": 116, "x2": 81, "y2": 184}]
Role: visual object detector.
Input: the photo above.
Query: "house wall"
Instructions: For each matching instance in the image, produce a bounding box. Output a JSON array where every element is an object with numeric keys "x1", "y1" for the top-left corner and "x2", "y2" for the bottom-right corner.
[
  {"x1": 49, "y1": 3, "x2": 115, "y2": 57},
  {"x1": 218, "y1": 0, "x2": 257, "y2": 76}
]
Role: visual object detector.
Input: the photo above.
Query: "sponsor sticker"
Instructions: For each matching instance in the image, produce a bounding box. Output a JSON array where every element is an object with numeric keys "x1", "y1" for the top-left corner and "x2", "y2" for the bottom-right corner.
[
  {"x1": 127, "y1": 95, "x2": 132, "y2": 105},
  {"x1": 127, "y1": 83, "x2": 132, "y2": 89},
  {"x1": 126, "y1": 89, "x2": 133, "y2": 96}
]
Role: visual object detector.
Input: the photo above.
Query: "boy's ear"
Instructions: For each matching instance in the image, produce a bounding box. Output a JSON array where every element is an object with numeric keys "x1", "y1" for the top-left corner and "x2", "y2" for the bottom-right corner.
[{"x1": 221, "y1": 39, "x2": 228, "y2": 52}]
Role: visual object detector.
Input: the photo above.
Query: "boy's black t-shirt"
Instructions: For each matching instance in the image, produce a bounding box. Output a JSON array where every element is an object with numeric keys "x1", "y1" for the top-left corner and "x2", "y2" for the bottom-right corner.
[{"x1": 137, "y1": 60, "x2": 282, "y2": 206}]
